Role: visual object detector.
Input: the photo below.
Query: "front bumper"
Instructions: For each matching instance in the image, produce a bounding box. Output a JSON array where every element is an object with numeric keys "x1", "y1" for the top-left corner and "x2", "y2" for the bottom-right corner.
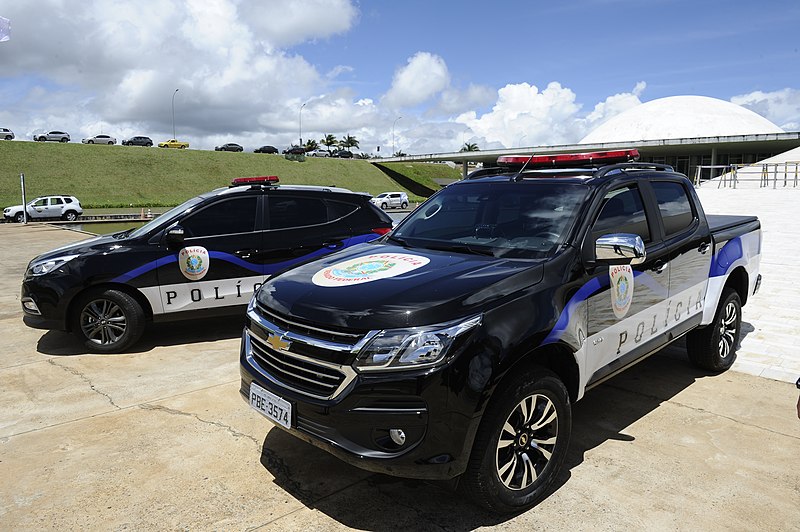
[{"x1": 239, "y1": 327, "x2": 481, "y2": 480}]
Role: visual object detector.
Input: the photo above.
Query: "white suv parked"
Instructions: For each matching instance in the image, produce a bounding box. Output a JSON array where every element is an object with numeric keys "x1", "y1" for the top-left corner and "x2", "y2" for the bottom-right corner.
[
  {"x1": 370, "y1": 191, "x2": 409, "y2": 210},
  {"x1": 4, "y1": 195, "x2": 83, "y2": 223},
  {"x1": 33, "y1": 130, "x2": 71, "y2": 142}
]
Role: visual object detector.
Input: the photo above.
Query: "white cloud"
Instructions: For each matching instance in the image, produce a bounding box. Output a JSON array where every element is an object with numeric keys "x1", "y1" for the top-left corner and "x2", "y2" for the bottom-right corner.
[
  {"x1": 731, "y1": 88, "x2": 800, "y2": 131},
  {"x1": 383, "y1": 52, "x2": 450, "y2": 109},
  {"x1": 581, "y1": 81, "x2": 646, "y2": 130}
]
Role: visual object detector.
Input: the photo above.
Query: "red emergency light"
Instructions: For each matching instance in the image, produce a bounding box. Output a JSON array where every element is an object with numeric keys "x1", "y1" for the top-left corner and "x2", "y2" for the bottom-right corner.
[
  {"x1": 231, "y1": 176, "x2": 280, "y2": 186},
  {"x1": 497, "y1": 149, "x2": 639, "y2": 168}
]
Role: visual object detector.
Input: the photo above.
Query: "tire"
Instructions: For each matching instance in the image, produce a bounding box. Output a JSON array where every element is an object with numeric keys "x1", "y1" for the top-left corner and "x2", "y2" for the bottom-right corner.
[
  {"x1": 401, "y1": 201, "x2": 408, "y2": 209},
  {"x1": 460, "y1": 368, "x2": 572, "y2": 514},
  {"x1": 62, "y1": 210, "x2": 78, "y2": 221},
  {"x1": 686, "y1": 288, "x2": 741, "y2": 372},
  {"x1": 146, "y1": 143, "x2": 152, "y2": 147},
  {"x1": 4, "y1": 135, "x2": 11, "y2": 140},
  {"x1": 87, "y1": 140, "x2": 94, "y2": 144},
  {"x1": 179, "y1": 145, "x2": 186, "y2": 149},
  {"x1": 381, "y1": 202, "x2": 388, "y2": 210},
  {"x1": 60, "y1": 138, "x2": 68, "y2": 143},
  {"x1": 14, "y1": 212, "x2": 24, "y2": 223},
  {"x1": 37, "y1": 137, "x2": 45, "y2": 142},
  {"x1": 72, "y1": 289, "x2": 145, "y2": 353}
]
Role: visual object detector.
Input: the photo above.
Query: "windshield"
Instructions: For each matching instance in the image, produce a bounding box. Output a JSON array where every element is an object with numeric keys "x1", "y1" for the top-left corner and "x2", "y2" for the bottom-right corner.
[
  {"x1": 391, "y1": 181, "x2": 588, "y2": 259},
  {"x1": 125, "y1": 195, "x2": 206, "y2": 239}
]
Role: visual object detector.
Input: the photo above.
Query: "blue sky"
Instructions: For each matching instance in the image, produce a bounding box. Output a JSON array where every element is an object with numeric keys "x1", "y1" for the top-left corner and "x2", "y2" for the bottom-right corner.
[{"x1": 0, "y1": 0, "x2": 798, "y2": 153}]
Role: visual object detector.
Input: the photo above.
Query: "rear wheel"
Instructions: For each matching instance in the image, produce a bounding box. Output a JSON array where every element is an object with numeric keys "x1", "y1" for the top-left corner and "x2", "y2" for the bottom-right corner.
[
  {"x1": 60, "y1": 137, "x2": 68, "y2": 143},
  {"x1": 63, "y1": 210, "x2": 78, "y2": 221},
  {"x1": 72, "y1": 289, "x2": 145, "y2": 353},
  {"x1": 4, "y1": 135, "x2": 11, "y2": 140},
  {"x1": 460, "y1": 368, "x2": 571, "y2": 513},
  {"x1": 686, "y1": 288, "x2": 741, "y2": 372}
]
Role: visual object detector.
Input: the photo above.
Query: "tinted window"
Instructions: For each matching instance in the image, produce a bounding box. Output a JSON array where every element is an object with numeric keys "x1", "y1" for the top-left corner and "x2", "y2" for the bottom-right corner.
[
  {"x1": 33, "y1": 198, "x2": 48, "y2": 207},
  {"x1": 182, "y1": 196, "x2": 257, "y2": 237},
  {"x1": 593, "y1": 185, "x2": 650, "y2": 242},
  {"x1": 51, "y1": 197, "x2": 63, "y2": 205},
  {"x1": 652, "y1": 181, "x2": 694, "y2": 237},
  {"x1": 326, "y1": 200, "x2": 359, "y2": 221},
  {"x1": 268, "y1": 196, "x2": 327, "y2": 229}
]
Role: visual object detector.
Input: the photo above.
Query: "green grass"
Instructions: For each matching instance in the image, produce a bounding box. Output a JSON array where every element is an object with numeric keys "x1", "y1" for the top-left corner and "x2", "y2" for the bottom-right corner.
[
  {"x1": 379, "y1": 162, "x2": 461, "y2": 192},
  {"x1": 0, "y1": 142, "x2": 409, "y2": 208}
]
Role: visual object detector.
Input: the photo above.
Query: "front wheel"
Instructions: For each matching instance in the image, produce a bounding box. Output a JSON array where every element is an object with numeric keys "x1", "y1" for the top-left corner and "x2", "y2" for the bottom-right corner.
[
  {"x1": 14, "y1": 212, "x2": 24, "y2": 223},
  {"x1": 72, "y1": 289, "x2": 146, "y2": 353},
  {"x1": 401, "y1": 201, "x2": 408, "y2": 209},
  {"x1": 381, "y1": 202, "x2": 388, "y2": 210},
  {"x1": 60, "y1": 138, "x2": 68, "y2": 143},
  {"x1": 87, "y1": 140, "x2": 94, "y2": 144},
  {"x1": 62, "y1": 210, "x2": 78, "y2": 221},
  {"x1": 686, "y1": 288, "x2": 741, "y2": 372},
  {"x1": 460, "y1": 368, "x2": 571, "y2": 513}
]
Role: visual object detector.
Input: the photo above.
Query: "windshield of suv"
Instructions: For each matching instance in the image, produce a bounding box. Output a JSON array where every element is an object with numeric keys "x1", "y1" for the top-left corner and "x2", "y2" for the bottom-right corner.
[
  {"x1": 125, "y1": 195, "x2": 206, "y2": 239},
  {"x1": 391, "y1": 181, "x2": 588, "y2": 259}
]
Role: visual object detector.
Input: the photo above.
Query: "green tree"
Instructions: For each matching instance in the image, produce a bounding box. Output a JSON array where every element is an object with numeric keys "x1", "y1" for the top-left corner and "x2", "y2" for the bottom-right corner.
[
  {"x1": 340, "y1": 134, "x2": 360, "y2": 151},
  {"x1": 303, "y1": 139, "x2": 319, "y2": 152},
  {"x1": 320, "y1": 134, "x2": 337, "y2": 152},
  {"x1": 460, "y1": 142, "x2": 479, "y2": 152},
  {"x1": 393, "y1": 150, "x2": 407, "y2": 157}
]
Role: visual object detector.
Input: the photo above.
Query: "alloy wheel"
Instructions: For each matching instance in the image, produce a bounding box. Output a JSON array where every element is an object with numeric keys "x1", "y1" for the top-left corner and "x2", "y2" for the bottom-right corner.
[
  {"x1": 718, "y1": 301, "x2": 738, "y2": 359},
  {"x1": 80, "y1": 299, "x2": 128, "y2": 346}
]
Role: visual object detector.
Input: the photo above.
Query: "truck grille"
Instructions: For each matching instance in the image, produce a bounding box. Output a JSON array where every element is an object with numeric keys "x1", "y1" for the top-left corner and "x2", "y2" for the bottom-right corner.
[{"x1": 245, "y1": 304, "x2": 376, "y2": 400}]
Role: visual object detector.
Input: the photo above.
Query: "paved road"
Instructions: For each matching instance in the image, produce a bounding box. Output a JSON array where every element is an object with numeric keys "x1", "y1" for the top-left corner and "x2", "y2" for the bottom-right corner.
[{"x1": 1, "y1": 223, "x2": 798, "y2": 530}]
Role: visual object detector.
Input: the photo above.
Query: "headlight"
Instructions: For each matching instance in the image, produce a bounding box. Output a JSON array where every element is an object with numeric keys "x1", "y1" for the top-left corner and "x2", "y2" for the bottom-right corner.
[
  {"x1": 26, "y1": 254, "x2": 80, "y2": 276},
  {"x1": 354, "y1": 314, "x2": 481, "y2": 372}
]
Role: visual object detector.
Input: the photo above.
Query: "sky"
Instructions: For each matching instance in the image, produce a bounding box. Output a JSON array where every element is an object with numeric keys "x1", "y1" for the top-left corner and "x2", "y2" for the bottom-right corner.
[{"x1": 1, "y1": 0, "x2": 799, "y2": 155}]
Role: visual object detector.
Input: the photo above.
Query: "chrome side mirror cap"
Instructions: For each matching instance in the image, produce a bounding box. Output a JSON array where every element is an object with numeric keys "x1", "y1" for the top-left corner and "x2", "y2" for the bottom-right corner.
[{"x1": 595, "y1": 233, "x2": 646, "y2": 265}]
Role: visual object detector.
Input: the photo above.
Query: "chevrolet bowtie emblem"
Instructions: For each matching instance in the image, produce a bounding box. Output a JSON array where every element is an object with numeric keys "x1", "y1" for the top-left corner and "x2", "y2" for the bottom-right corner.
[{"x1": 266, "y1": 333, "x2": 291, "y2": 351}]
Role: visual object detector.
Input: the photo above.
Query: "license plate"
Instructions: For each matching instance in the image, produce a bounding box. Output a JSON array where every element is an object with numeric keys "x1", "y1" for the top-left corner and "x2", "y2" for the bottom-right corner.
[{"x1": 249, "y1": 382, "x2": 292, "y2": 429}]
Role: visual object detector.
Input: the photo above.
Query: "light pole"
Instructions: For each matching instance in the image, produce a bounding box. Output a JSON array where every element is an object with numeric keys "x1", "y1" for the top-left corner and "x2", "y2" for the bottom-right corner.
[
  {"x1": 392, "y1": 116, "x2": 402, "y2": 156},
  {"x1": 299, "y1": 102, "x2": 306, "y2": 147},
  {"x1": 171, "y1": 88, "x2": 179, "y2": 140}
]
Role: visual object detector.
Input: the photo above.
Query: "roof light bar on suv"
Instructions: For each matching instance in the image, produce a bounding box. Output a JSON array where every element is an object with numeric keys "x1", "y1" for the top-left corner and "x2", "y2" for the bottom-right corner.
[
  {"x1": 497, "y1": 149, "x2": 640, "y2": 169},
  {"x1": 231, "y1": 176, "x2": 280, "y2": 186}
]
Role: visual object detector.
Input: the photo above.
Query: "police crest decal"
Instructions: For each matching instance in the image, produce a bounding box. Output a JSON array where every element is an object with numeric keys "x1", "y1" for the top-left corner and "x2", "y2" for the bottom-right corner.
[
  {"x1": 609, "y1": 265, "x2": 634, "y2": 319},
  {"x1": 179, "y1": 246, "x2": 210, "y2": 281}
]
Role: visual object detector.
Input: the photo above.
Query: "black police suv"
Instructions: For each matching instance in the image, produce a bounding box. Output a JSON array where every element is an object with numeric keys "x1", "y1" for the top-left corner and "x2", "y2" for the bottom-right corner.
[
  {"x1": 21, "y1": 177, "x2": 392, "y2": 353},
  {"x1": 239, "y1": 150, "x2": 762, "y2": 513}
]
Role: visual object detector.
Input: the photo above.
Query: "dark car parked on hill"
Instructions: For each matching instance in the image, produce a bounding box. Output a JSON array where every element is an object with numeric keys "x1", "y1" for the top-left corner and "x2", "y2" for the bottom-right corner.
[
  {"x1": 122, "y1": 136, "x2": 153, "y2": 147},
  {"x1": 332, "y1": 149, "x2": 354, "y2": 159},
  {"x1": 255, "y1": 145, "x2": 279, "y2": 154},
  {"x1": 216, "y1": 143, "x2": 244, "y2": 152}
]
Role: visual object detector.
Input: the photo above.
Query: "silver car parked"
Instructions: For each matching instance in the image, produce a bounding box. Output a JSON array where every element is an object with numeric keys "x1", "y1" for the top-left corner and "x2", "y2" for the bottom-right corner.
[
  {"x1": 82, "y1": 134, "x2": 116, "y2": 145},
  {"x1": 34, "y1": 130, "x2": 70, "y2": 142},
  {"x1": 0, "y1": 127, "x2": 14, "y2": 140}
]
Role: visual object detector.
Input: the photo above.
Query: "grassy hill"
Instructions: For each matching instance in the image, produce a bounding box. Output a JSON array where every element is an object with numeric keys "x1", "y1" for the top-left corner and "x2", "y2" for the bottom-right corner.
[{"x1": 0, "y1": 142, "x2": 412, "y2": 208}]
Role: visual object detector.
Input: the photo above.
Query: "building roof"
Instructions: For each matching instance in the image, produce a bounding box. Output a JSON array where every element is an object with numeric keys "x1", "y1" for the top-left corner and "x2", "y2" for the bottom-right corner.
[{"x1": 580, "y1": 95, "x2": 784, "y2": 144}]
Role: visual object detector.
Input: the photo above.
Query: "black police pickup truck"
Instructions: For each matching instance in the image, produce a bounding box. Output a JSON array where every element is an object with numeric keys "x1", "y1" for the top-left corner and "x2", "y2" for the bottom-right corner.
[
  {"x1": 20, "y1": 177, "x2": 392, "y2": 353},
  {"x1": 240, "y1": 150, "x2": 762, "y2": 513}
]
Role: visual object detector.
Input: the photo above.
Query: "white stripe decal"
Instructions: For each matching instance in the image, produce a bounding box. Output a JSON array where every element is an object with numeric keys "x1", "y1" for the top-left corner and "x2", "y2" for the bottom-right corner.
[{"x1": 141, "y1": 275, "x2": 264, "y2": 314}]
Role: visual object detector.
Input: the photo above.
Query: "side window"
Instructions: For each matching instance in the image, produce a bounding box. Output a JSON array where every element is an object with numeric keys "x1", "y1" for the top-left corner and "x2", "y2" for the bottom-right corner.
[
  {"x1": 268, "y1": 196, "x2": 327, "y2": 229},
  {"x1": 33, "y1": 198, "x2": 48, "y2": 207},
  {"x1": 326, "y1": 200, "x2": 359, "y2": 222},
  {"x1": 592, "y1": 185, "x2": 650, "y2": 242},
  {"x1": 51, "y1": 197, "x2": 64, "y2": 205},
  {"x1": 182, "y1": 197, "x2": 257, "y2": 237},
  {"x1": 64, "y1": 197, "x2": 73, "y2": 204},
  {"x1": 652, "y1": 181, "x2": 694, "y2": 237}
]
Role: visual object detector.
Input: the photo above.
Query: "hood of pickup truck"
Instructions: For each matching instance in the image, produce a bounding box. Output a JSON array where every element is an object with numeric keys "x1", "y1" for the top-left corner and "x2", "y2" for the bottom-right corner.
[{"x1": 256, "y1": 243, "x2": 544, "y2": 330}]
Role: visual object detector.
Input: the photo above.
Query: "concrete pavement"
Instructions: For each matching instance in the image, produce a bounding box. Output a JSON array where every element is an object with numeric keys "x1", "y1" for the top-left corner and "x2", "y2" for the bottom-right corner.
[{"x1": 0, "y1": 216, "x2": 798, "y2": 530}]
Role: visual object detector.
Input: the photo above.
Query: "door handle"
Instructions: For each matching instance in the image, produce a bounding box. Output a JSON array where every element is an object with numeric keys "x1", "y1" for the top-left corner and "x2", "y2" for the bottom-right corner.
[
  {"x1": 235, "y1": 249, "x2": 255, "y2": 259},
  {"x1": 698, "y1": 242, "x2": 711, "y2": 254},
  {"x1": 652, "y1": 261, "x2": 668, "y2": 274}
]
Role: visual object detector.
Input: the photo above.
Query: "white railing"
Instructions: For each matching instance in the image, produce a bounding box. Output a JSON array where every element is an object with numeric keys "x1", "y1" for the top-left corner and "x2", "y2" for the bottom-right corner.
[{"x1": 694, "y1": 162, "x2": 800, "y2": 188}]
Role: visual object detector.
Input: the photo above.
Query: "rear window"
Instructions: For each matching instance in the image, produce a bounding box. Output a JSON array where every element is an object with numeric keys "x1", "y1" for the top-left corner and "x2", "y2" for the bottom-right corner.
[
  {"x1": 651, "y1": 181, "x2": 694, "y2": 237},
  {"x1": 268, "y1": 196, "x2": 327, "y2": 229}
]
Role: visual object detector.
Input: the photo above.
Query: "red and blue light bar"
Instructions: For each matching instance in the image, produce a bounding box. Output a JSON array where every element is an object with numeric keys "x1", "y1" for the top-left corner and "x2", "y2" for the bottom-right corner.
[{"x1": 497, "y1": 149, "x2": 639, "y2": 168}]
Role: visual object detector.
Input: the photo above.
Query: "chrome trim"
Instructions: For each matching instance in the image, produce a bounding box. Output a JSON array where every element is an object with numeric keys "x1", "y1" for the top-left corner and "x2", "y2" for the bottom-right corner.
[
  {"x1": 248, "y1": 306, "x2": 378, "y2": 353},
  {"x1": 244, "y1": 328, "x2": 358, "y2": 401},
  {"x1": 21, "y1": 297, "x2": 41, "y2": 315},
  {"x1": 256, "y1": 303, "x2": 364, "y2": 342}
]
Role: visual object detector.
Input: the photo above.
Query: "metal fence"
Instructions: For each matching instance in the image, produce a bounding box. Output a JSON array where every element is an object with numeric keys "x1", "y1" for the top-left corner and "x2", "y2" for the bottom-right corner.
[{"x1": 694, "y1": 162, "x2": 800, "y2": 188}]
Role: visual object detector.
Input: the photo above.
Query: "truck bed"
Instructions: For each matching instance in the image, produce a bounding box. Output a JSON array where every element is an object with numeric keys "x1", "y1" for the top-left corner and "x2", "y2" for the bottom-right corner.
[{"x1": 707, "y1": 214, "x2": 760, "y2": 240}]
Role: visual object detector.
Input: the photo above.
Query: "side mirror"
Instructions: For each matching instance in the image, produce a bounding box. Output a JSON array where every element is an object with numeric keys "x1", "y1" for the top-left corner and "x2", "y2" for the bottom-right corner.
[
  {"x1": 166, "y1": 225, "x2": 185, "y2": 248},
  {"x1": 595, "y1": 233, "x2": 646, "y2": 265}
]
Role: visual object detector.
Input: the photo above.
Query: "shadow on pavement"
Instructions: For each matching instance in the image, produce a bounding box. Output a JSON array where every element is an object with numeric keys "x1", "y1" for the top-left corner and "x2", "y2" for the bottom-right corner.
[
  {"x1": 35, "y1": 315, "x2": 245, "y2": 356},
  {"x1": 257, "y1": 344, "x2": 718, "y2": 529}
]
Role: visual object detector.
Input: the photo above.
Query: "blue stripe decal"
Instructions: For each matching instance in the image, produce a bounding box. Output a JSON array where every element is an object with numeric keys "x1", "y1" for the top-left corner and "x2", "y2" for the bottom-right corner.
[
  {"x1": 541, "y1": 269, "x2": 667, "y2": 346},
  {"x1": 710, "y1": 237, "x2": 743, "y2": 278},
  {"x1": 111, "y1": 233, "x2": 380, "y2": 282}
]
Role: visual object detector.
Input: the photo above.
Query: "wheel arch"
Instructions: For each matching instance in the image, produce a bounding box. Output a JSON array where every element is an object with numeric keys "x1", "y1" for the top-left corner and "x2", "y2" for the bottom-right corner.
[
  {"x1": 495, "y1": 342, "x2": 580, "y2": 404},
  {"x1": 66, "y1": 282, "x2": 154, "y2": 331},
  {"x1": 724, "y1": 265, "x2": 749, "y2": 306}
]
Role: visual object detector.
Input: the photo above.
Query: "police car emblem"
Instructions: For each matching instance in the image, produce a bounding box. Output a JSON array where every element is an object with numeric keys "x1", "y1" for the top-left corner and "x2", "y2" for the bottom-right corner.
[
  {"x1": 312, "y1": 253, "x2": 430, "y2": 287},
  {"x1": 610, "y1": 265, "x2": 634, "y2": 319},
  {"x1": 179, "y1": 246, "x2": 210, "y2": 281}
]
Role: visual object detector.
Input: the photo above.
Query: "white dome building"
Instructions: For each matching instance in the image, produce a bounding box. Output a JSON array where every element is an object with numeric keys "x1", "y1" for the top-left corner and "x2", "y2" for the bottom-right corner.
[{"x1": 580, "y1": 95, "x2": 784, "y2": 144}]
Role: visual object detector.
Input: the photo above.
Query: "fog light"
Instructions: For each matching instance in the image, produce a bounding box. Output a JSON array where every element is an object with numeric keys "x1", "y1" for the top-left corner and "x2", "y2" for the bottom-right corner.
[
  {"x1": 389, "y1": 428, "x2": 406, "y2": 446},
  {"x1": 22, "y1": 297, "x2": 40, "y2": 315}
]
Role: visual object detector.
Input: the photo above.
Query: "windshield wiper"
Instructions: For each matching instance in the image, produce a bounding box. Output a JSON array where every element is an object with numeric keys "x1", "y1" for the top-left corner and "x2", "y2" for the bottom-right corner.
[
  {"x1": 113, "y1": 228, "x2": 135, "y2": 239},
  {"x1": 423, "y1": 242, "x2": 495, "y2": 257},
  {"x1": 385, "y1": 234, "x2": 410, "y2": 247}
]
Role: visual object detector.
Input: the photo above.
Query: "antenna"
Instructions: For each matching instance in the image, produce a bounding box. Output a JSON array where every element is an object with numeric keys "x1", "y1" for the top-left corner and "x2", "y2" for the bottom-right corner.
[{"x1": 510, "y1": 150, "x2": 537, "y2": 182}]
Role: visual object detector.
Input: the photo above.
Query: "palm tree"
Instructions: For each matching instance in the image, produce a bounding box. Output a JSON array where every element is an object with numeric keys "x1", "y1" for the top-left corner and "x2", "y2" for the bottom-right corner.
[
  {"x1": 393, "y1": 150, "x2": 407, "y2": 157},
  {"x1": 460, "y1": 142, "x2": 479, "y2": 152},
  {"x1": 340, "y1": 134, "x2": 359, "y2": 151},
  {"x1": 320, "y1": 134, "x2": 337, "y2": 153},
  {"x1": 303, "y1": 139, "x2": 319, "y2": 152}
]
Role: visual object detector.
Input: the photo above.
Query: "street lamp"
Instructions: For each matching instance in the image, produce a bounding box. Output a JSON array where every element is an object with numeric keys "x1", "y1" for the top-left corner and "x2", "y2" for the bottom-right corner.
[
  {"x1": 392, "y1": 116, "x2": 402, "y2": 155},
  {"x1": 171, "y1": 88, "x2": 179, "y2": 140},
  {"x1": 299, "y1": 102, "x2": 307, "y2": 147}
]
